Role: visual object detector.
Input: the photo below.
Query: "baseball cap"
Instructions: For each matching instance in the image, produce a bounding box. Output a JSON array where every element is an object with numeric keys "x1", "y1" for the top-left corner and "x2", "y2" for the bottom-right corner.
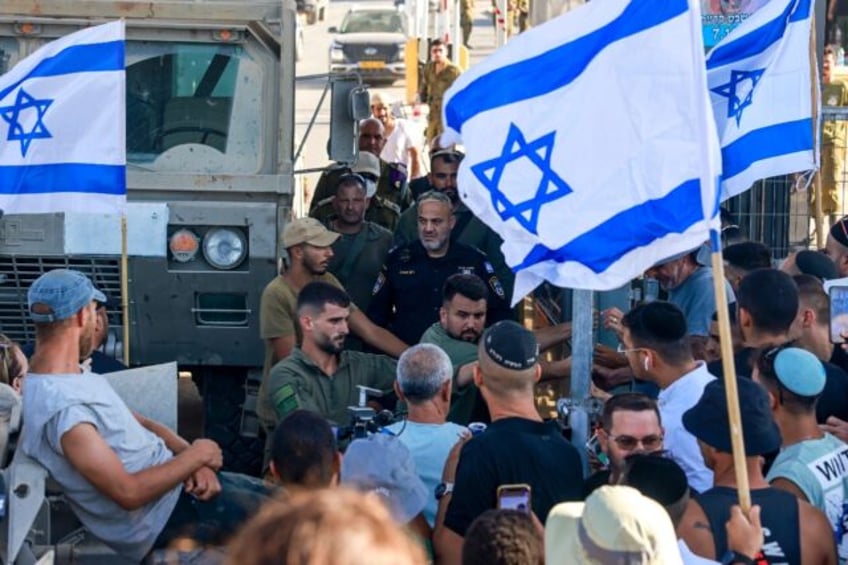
[
  {"x1": 341, "y1": 433, "x2": 428, "y2": 523},
  {"x1": 795, "y1": 250, "x2": 838, "y2": 281},
  {"x1": 482, "y1": 320, "x2": 539, "y2": 371},
  {"x1": 28, "y1": 269, "x2": 106, "y2": 323},
  {"x1": 545, "y1": 485, "x2": 682, "y2": 565},
  {"x1": 771, "y1": 347, "x2": 826, "y2": 398},
  {"x1": 282, "y1": 218, "x2": 339, "y2": 249},
  {"x1": 682, "y1": 377, "x2": 781, "y2": 456}
]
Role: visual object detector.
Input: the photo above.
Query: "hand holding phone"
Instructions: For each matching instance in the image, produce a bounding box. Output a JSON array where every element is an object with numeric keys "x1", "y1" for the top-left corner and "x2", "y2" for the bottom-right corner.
[
  {"x1": 830, "y1": 286, "x2": 848, "y2": 344},
  {"x1": 497, "y1": 484, "x2": 532, "y2": 514}
]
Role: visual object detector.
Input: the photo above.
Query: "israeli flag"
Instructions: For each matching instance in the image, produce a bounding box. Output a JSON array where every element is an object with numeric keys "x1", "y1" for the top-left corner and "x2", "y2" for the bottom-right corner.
[
  {"x1": 708, "y1": 0, "x2": 815, "y2": 201},
  {"x1": 442, "y1": 0, "x2": 720, "y2": 302},
  {"x1": 0, "y1": 21, "x2": 125, "y2": 215}
]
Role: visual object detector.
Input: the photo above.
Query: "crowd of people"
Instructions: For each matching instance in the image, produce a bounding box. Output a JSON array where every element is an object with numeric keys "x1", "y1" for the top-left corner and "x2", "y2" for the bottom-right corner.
[{"x1": 10, "y1": 97, "x2": 848, "y2": 564}]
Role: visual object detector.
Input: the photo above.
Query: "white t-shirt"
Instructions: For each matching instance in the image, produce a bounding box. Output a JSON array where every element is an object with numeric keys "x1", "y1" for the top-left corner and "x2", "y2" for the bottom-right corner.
[
  {"x1": 658, "y1": 362, "x2": 716, "y2": 493},
  {"x1": 380, "y1": 118, "x2": 418, "y2": 171}
]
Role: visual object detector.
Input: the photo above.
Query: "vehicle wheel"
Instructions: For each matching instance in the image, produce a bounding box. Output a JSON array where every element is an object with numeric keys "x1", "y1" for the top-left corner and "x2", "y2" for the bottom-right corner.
[
  {"x1": 307, "y1": 10, "x2": 317, "y2": 25},
  {"x1": 200, "y1": 369, "x2": 265, "y2": 477}
]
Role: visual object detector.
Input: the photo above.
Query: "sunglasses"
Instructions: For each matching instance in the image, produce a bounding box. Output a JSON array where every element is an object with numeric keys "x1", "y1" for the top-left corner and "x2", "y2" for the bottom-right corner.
[{"x1": 606, "y1": 433, "x2": 664, "y2": 451}]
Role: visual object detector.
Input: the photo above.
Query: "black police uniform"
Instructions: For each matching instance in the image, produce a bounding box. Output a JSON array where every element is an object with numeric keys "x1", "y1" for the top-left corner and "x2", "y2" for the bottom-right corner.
[{"x1": 367, "y1": 240, "x2": 513, "y2": 346}]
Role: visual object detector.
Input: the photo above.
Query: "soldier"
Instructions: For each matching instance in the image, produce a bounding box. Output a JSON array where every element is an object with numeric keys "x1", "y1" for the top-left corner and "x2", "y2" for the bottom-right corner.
[
  {"x1": 515, "y1": 0, "x2": 530, "y2": 33},
  {"x1": 310, "y1": 118, "x2": 411, "y2": 231},
  {"x1": 368, "y1": 191, "x2": 512, "y2": 346},
  {"x1": 460, "y1": 0, "x2": 474, "y2": 48},
  {"x1": 817, "y1": 45, "x2": 848, "y2": 231},
  {"x1": 324, "y1": 173, "x2": 394, "y2": 313},
  {"x1": 419, "y1": 39, "x2": 462, "y2": 146}
]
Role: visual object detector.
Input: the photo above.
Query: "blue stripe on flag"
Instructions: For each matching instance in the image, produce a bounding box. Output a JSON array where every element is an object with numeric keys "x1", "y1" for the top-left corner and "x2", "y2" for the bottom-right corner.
[
  {"x1": 706, "y1": 0, "x2": 804, "y2": 70},
  {"x1": 788, "y1": 0, "x2": 812, "y2": 22},
  {"x1": 0, "y1": 41, "x2": 124, "y2": 102},
  {"x1": 444, "y1": 0, "x2": 688, "y2": 133},
  {"x1": 0, "y1": 164, "x2": 126, "y2": 195},
  {"x1": 721, "y1": 119, "x2": 813, "y2": 179},
  {"x1": 515, "y1": 179, "x2": 703, "y2": 274}
]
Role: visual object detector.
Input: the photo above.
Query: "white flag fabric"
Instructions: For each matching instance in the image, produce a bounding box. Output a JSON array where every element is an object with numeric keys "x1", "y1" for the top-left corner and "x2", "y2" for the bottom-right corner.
[
  {"x1": 708, "y1": 0, "x2": 815, "y2": 201},
  {"x1": 441, "y1": 0, "x2": 720, "y2": 303},
  {"x1": 0, "y1": 21, "x2": 126, "y2": 215}
]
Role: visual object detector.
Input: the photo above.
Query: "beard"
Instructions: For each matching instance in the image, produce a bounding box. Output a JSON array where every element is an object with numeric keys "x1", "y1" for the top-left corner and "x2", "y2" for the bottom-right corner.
[
  {"x1": 447, "y1": 327, "x2": 480, "y2": 343},
  {"x1": 316, "y1": 333, "x2": 345, "y2": 355}
]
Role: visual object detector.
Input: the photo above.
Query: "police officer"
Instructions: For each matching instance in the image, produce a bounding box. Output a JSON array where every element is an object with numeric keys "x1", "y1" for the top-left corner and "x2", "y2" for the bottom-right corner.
[
  {"x1": 310, "y1": 119, "x2": 410, "y2": 231},
  {"x1": 395, "y1": 149, "x2": 516, "y2": 300},
  {"x1": 419, "y1": 39, "x2": 462, "y2": 145},
  {"x1": 368, "y1": 191, "x2": 513, "y2": 346}
]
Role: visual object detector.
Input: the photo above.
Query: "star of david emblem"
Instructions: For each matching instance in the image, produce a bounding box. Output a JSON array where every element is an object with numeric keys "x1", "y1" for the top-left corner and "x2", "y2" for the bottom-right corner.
[
  {"x1": 0, "y1": 88, "x2": 53, "y2": 157},
  {"x1": 711, "y1": 68, "x2": 766, "y2": 127},
  {"x1": 470, "y1": 123, "x2": 572, "y2": 235}
]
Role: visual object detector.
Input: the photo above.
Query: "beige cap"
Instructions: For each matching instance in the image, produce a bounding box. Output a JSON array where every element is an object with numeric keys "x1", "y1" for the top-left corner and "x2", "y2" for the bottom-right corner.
[
  {"x1": 545, "y1": 486, "x2": 683, "y2": 565},
  {"x1": 282, "y1": 218, "x2": 339, "y2": 248}
]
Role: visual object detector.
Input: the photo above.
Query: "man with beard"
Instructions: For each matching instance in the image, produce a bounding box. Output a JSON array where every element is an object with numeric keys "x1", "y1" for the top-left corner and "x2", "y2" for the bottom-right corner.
[
  {"x1": 369, "y1": 191, "x2": 512, "y2": 347},
  {"x1": 21, "y1": 270, "x2": 271, "y2": 561},
  {"x1": 644, "y1": 248, "x2": 736, "y2": 359},
  {"x1": 258, "y1": 219, "x2": 407, "y2": 443},
  {"x1": 259, "y1": 281, "x2": 398, "y2": 429},
  {"x1": 421, "y1": 273, "x2": 573, "y2": 424},
  {"x1": 394, "y1": 150, "x2": 514, "y2": 299}
]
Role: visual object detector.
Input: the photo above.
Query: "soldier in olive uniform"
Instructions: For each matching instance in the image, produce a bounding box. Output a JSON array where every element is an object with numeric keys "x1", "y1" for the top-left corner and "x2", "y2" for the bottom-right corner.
[
  {"x1": 310, "y1": 119, "x2": 411, "y2": 231},
  {"x1": 516, "y1": 0, "x2": 530, "y2": 33},
  {"x1": 419, "y1": 39, "x2": 462, "y2": 145},
  {"x1": 461, "y1": 0, "x2": 474, "y2": 48},
  {"x1": 819, "y1": 45, "x2": 848, "y2": 227}
]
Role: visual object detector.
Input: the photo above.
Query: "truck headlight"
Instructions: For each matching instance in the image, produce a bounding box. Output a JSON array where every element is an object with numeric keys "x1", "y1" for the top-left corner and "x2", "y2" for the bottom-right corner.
[
  {"x1": 202, "y1": 228, "x2": 247, "y2": 270},
  {"x1": 330, "y1": 44, "x2": 345, "y2": 62},
  {"x1": 169, "y1": 229, "x2": 200, "y2": 263}
]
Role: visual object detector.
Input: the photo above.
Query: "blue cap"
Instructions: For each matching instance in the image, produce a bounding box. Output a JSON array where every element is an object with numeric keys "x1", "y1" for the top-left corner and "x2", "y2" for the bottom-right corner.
[
  {"x1": 773, "y1": 347, "x2": 826, "y2": 398},
  {"x1": 28, "y1": 269, "x2": 106, "y2": 323}
]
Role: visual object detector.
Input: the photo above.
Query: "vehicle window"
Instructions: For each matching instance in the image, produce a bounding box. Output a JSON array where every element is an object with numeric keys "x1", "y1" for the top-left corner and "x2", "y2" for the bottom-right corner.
[
  {"x1": 340, "y1": 11, "x2": 406, "y2": 34},
  {"x1": 126, "y1": 42, "x2": 264, "y2": 173},
  {"x1": 0, "y1": 38, "x2": 20, "y2": 75}
]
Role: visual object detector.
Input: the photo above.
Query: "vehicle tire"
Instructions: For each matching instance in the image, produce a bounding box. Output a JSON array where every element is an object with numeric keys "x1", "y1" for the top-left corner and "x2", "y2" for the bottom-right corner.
[
  {"x1": 307, "y1": 10, "x2": 317, "y2": 25},
  {"x1": 199, "y1": 369, "x2": 265, "y2": 477}
]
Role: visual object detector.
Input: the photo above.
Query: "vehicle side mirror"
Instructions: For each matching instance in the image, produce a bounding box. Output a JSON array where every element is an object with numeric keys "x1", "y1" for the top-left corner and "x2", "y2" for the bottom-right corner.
[
  {"x1": 328, "y1": 26, "x2": 338, "y2": 33},
  {"x1": 328, "y1": 76, "x2": 364, "y2": 163}
]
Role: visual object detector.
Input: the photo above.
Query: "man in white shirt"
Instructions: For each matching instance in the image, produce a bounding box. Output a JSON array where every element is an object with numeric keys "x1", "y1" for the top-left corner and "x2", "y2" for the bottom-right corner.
[
  {"x1": 385, "y1": 343, "x2": 465, "y2": 527},
  {"x1": 619, "y1": 301, "x2": 715, "y2": 493},
  {"x1": 371, "y1": 91, "x2": 421, "y2": 179}
]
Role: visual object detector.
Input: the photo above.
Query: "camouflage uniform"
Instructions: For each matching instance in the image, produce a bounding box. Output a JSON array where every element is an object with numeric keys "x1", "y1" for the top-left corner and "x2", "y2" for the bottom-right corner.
[
  {"x1": 516, "y1": 0, "x2": 530, "y2": 33},
  {"x1": 419, "y1": 61, "x2": 462, "y2": 144},
  {"x1": 310, "y1": 159, "x2": 410, "y2": 232}
]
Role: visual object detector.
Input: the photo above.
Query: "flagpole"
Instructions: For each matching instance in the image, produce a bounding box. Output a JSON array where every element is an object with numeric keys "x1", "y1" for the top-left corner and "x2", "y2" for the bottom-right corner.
[
  {"x1": 121, "y1": 215, "x2": 130, "y2": 366},
  {"x1": 709, "y1": 230, "x2": 751, "y2": 512},
  {"x1": 810, "y1": 16, "x2": 825, "y2": 249}
]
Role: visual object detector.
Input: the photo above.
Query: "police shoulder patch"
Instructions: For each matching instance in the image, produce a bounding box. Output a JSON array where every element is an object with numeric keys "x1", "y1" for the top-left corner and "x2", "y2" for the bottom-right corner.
[
  {"x1": 484, "y1": 261, "x2": 495, "y2": 274},
  {"x1": 372, "y1": 272, "x2": 386, "y2": 295},
  {"x1": 489, "y1": 276, "x2": 506, "y2": 299}
]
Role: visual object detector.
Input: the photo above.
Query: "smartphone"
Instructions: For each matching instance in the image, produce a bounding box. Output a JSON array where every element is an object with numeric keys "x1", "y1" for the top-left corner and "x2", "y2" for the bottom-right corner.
[
  {"x1": 496, "y1": 484, "x2": 532, "y2": 514},
  {"x1": 830, "y1": 286, "x2": 848, "y2": 343}
]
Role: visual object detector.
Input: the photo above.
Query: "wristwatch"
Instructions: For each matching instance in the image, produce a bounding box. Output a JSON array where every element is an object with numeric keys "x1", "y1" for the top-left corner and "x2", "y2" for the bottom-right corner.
[
  {"x1": 435, "y1": 482, "x2": 454, "y2": 500},
  {"x1": 720, "y1": 550, "x2": 756, "y2": 565}
]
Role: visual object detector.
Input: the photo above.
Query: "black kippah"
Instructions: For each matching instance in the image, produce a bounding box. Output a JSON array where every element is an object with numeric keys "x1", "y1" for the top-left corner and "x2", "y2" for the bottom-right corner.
[
  {"x1": 830, "y1": 216, "x2": 848, "y2": 247},
  {"x1": 483, "y1": 320, "x2": 539, "y2": 370}
]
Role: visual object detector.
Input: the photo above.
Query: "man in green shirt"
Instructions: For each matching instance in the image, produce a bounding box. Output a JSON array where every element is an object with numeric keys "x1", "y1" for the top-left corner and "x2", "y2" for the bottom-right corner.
[
  {"x1": 421, "y1": 273, "x2": 572, "y2": 424},
  {"x1": 259, "y1": 281, "x2": 398, "y2": 435}
]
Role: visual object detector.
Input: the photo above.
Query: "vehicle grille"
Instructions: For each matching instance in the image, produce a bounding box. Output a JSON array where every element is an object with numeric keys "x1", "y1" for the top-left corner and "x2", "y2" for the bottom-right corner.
[
  {"x1": 0, "y1": 256, "x2": 123, "y2": 344},
  {"x1": 343, "y1": 44, "x2": 399, "y2": 62}
]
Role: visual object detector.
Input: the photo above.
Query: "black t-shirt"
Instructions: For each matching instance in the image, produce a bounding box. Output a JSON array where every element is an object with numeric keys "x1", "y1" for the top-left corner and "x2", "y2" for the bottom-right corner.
[
  {"x1": 830, "y1": 345, "x2": 848, "y2": 374},
  {"x1": 444, "y1": 417, "x2": 584, "y2": 536},
  {"x1": 707, "y1": 347, "x2": 756, "y2": 380},
  {"x1": 582, "y1": 469, "x2": 611, "y2": 500},
  {"x1": 816, "y1": 361, "x2": 848, "y2": 424}
]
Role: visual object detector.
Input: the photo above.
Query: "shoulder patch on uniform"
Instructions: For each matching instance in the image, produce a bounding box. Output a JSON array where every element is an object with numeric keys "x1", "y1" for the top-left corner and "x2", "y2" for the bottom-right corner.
[
  {"x1": 483, "y1": 261, "x2": 495, "y2": 274},
  {"x1": 272, "y1": 383, "x2": 299, "y2": 418},
  {"x1": 489, "y1": 276, "x2": 506, "y2": 300},
  {"x1": 372, "y1": 272, "x2": 386, "y2": 295}
]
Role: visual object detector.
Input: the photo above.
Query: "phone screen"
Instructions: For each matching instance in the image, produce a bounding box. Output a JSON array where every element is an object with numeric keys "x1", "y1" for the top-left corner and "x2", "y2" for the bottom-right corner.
[
  {"x1": 497, "y1": 484, "x2": 531, "y2": 514},
  {"x1": 830, "y1": 286, "x2": 848, "y2": 344}
]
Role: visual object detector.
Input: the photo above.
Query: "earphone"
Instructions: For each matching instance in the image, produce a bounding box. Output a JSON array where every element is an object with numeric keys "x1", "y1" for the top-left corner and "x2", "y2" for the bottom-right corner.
[{"x1": 643, "y1": 357, "x2": 650, "y2": 371}]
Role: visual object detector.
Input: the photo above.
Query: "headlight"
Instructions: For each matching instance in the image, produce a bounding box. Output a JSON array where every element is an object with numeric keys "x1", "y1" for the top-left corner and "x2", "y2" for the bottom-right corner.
[
  {"x1": 330, "y1": 44, "x2": 345, "y2": 62},
  {"x1": 169, "y1": 229, "x2": 200, "y2": 263},
  {"x1": 202, "y1": 228, "x2": 247, "y2": 270}
]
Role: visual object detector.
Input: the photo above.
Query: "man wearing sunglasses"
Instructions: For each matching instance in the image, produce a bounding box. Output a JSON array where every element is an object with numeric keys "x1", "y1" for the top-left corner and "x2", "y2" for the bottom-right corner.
[{"x1": 583, "y1": 393, "x2": 664, "y2": 498}]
